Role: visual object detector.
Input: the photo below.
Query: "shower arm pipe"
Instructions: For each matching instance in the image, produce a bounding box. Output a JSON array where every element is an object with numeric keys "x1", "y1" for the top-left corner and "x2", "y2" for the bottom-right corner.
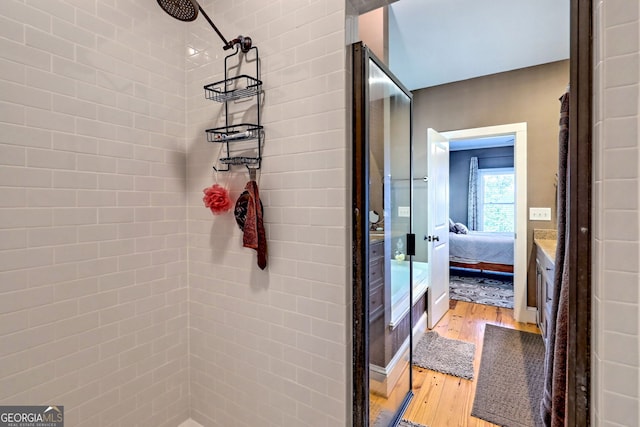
[{"x1": 196, "y1": 4, "x2": 234, "y2": 50}]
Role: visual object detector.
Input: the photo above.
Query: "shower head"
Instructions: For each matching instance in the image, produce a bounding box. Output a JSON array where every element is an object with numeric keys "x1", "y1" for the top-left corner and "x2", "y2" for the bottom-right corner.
[
  {"x1": 156, "y1": 0, "x2": 253, "y2": 52},
  {"x1": 157, "y1": 0, "x2": 199, "y2": 22}
]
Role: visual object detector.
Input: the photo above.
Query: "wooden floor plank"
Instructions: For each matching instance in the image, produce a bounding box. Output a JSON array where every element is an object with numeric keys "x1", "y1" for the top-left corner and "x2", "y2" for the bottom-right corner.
[
  {"x1": 403, "y1": 300, "x2": 540, "y2": 427},
  {"x1": 404, "y1": 370, "x2": 445, "y2": 425},
  {"x1": 430, "y1": 375, "x2": 476, "y2": 427},
  {"x1": 368, "y1": 300, "x2": 540, "y2": 426}
]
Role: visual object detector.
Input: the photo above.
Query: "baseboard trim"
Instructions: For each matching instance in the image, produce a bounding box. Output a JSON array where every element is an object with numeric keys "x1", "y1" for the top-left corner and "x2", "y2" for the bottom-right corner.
[{"x1": 523, "y1": 306, "x2": 538, "y2": 325}]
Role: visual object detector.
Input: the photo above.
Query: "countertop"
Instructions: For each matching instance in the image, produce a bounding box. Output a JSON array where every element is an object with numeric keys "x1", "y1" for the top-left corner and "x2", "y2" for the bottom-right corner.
[
  {"x1": 534, "y1": 238, "x2": 557, "y2": 265},
  {"x1": 369, "y1": 234, "x2": 384, "y2": 243},
  {"x1": 533, "y1": 229, "x2": 557, "y2": 265}
]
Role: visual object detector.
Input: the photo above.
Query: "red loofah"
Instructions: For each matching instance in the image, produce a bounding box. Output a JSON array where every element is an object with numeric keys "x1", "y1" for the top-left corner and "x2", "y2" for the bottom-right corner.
[{"x1": 203, "y1": 184, "x2": 232, "y2": 215}]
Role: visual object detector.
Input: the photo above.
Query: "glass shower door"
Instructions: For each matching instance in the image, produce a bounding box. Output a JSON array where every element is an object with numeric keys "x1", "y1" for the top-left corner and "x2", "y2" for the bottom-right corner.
[{"x1": 352, "y1": 41, "x2": 414, "y2": 427}]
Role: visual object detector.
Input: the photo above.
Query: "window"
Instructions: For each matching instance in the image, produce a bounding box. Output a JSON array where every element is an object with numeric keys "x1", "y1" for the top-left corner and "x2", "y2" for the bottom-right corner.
[{"x1": 477, "y1": 167, "x2": 515, "y2": 232}]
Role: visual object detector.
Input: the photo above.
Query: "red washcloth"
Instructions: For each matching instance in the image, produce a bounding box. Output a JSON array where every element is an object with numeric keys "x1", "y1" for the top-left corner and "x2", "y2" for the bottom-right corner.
[{"x1": 242, "y1": 180, "x2": 267, "y2": 270}]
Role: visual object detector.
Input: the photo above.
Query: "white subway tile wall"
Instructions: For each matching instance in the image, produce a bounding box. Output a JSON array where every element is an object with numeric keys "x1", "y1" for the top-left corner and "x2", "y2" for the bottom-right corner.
[
  {"x1": 5, "y1": 0, "x2": 639, "y2": 426},
  {"x1": 593, "y1": 0, "x2": 640, "y2": 426},
  {"x1": 0, "y1": 1, "x2": 189, "y2": 426},
  {"x1": 185, "y1": 0, "x2": 348, "y2": 425}
]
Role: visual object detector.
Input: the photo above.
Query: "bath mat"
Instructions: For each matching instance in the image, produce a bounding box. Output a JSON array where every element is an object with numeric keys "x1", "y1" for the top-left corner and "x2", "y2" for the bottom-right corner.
[
  {"x1": 399, "y1": 419, "x2": 430, "y2": 427},
  {"x1": 413, "y1": 331, "x2": 475, "y2": 379},
  {"x1": 449, "y1": 272, "x2": 514, "y2": 308},
  {"x1": 373, "y1": 410, "x2": 429, "y2": 427},
  {"x1": 472, "y1": 324, "x2": 545, "y2": 427}
]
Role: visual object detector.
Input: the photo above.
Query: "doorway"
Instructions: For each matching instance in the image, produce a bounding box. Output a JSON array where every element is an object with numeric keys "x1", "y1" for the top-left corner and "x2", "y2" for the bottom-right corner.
[
  {"x1": 351, "y1": 0, "x2": 592, "y2": 425},
  {"x1": 443, "y1": 123, "x2": 532, "y2": 323}
]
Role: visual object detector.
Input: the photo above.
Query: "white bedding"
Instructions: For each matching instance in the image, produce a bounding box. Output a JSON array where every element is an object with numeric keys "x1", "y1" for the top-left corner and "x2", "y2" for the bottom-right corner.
[{"x1": 449, "y1": 231, "x2": 514, "y2": 265}]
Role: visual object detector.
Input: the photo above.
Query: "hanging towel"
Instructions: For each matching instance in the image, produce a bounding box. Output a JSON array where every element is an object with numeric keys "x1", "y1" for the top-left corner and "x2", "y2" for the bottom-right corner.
[
  {"x1": 242, "y1": 179, "x2": 267, "y2": 270},
  {"x1": 541, "y1": 89, "x2": 570, "y2": 427}
]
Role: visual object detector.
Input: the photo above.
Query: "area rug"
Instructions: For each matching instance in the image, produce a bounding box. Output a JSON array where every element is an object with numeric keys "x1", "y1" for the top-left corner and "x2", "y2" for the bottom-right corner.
[
  {"x1": 472, "y1": 324, "x2": 545, "y2": 427},
  {"x1": 399, "y1": 420, "x2": 429, "y2": 427},
  {"x1": 413, "y1": 331, "x2": 475, "y2": 380},
  {"x1": 449, "y1": 273, "x2": 514, "y2": 308},
  {"x1": 373, "y1": 410, "x2": 430, "y2": 427}
]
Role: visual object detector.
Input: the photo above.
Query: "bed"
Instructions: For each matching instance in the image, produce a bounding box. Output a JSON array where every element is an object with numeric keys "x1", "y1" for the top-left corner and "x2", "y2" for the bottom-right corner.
[{"x1": 449, "y1": 231, "x2": 514, "y2": 273}]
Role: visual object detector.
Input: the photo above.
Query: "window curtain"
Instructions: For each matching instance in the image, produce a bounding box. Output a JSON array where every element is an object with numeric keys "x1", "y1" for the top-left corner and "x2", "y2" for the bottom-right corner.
[
  {"x1": 467, "y1": 156, "x2": 479, "y2": 230},
  {"x1": 541, "y1": 89, "x2": 570, "y2": 427}
]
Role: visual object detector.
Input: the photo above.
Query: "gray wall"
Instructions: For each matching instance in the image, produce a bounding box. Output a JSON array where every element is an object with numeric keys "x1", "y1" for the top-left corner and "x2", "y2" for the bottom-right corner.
[
  {"x1": 413, "y1": 59, "x2": 569, "y2": 305},
  {"x1": 449, "y1": 146, "x2": 514, "y2": 224}
]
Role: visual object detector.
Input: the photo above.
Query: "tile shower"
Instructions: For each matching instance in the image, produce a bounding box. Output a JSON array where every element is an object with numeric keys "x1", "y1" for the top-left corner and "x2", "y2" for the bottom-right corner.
[
  {"x1": 1, "y1": 0, "x2": 639, "y2": 426},
  {"x1": 0, "y1": 0, "x2": 349, "y2": 426}
]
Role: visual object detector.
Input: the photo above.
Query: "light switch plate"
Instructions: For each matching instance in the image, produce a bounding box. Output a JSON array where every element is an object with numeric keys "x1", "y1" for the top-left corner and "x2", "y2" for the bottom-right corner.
[
  {"x1": 398, "y1": 206, "x2": 410, "y2": 217},
  {"x1": 529, "y1": 207, "x2": 551, "y2": 221}
]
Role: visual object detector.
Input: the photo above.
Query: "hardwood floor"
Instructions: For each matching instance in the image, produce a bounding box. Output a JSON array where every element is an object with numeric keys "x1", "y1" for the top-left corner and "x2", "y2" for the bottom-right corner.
[
  {"x1": 402, "y1": 300, "x2": 540, "y2": 427},
  {"x1": 369, "y1": 300, "x2": 540, "y2": 426}
]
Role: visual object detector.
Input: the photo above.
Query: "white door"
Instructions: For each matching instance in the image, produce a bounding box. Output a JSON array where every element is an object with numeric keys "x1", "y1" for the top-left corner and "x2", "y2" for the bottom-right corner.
[{"x1": 427, "y1": 129, "x2": 450, "y2": 329}]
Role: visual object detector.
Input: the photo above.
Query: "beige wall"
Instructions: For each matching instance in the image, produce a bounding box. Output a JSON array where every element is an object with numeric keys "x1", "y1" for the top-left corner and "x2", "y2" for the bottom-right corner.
[
  {"x1": 358, "y1": 8, "x2": 388, "y2": 63},
  {"x1": 370, "y1": 98, "x2": 385, "y2": 222},
  {"x1": 412, "y1": 60, "x2": 570, "y2": 305}
]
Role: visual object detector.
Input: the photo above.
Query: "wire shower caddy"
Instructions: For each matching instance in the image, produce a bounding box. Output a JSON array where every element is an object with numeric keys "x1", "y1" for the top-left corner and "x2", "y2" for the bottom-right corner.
[{"x1": 204, "y1": 45, "x2": 263, "y2": 172}]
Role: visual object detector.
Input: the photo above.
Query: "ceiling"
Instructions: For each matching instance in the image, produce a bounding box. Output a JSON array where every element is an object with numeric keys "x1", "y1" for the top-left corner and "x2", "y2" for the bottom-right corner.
[
  {"x1": 388, "y1": 0, "x2": 570, "y2": 91},
  {"x1": 449, "y1": 135, "x2": 514, "y2": 152}
]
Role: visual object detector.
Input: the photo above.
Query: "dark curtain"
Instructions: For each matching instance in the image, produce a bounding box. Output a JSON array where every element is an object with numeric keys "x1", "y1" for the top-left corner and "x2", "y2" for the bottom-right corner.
[{"x1": 541, "y1": 89, "x2": 570, "y2": 426}]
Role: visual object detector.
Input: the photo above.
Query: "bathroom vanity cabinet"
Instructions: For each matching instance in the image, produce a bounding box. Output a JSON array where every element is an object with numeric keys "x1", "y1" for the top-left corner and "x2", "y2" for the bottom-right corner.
[
  {"x1": 369, "y1": 239, "x2": 385, "y2": 322},
  {"x1": 536, "y1": 243, "x2": 555, "y2": 348}
]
